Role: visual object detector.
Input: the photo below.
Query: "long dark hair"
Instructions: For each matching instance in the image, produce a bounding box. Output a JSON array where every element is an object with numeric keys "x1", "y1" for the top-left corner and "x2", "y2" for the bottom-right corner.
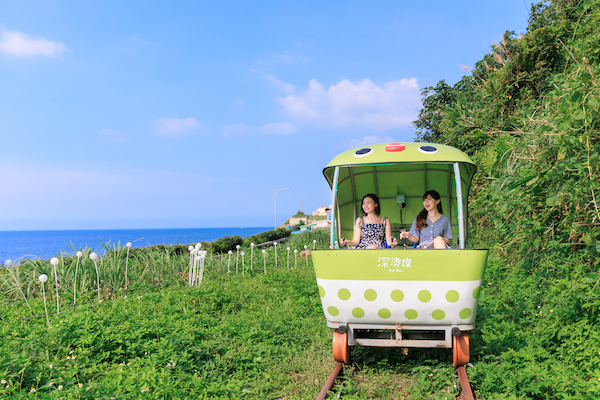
[
  {"x1": 360, "y1": 193, "x2": 381, "y2": 216},
  {"x1": 416, "y1": 190, "x2": 443, "y2": 231}
]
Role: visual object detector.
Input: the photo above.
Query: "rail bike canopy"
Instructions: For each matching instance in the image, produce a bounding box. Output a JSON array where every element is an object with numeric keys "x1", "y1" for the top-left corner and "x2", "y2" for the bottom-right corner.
[{"x1": 323, "y1": 142, "x2": 478, "y2": 249}]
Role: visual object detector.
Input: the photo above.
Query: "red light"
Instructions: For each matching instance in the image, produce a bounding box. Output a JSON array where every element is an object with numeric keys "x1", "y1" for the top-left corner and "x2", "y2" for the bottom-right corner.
[{"x1": 385, "y1": 143, "x2": 405, "y2": 152}]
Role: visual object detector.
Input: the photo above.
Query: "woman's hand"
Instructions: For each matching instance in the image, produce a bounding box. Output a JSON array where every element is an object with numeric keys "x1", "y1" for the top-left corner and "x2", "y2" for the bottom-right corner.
[
  {"x1": 400, "y1": 231, "x2": 409, "y2": 240},
  {"x1": 340, "y1": 238, "x2": 347, "y2": 247}
]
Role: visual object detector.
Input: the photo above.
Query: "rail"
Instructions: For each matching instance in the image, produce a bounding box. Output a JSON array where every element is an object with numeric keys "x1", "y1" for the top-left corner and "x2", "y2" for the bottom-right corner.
[{"x1": 316, "y1": 361, "x2": 474, "y2": 399}]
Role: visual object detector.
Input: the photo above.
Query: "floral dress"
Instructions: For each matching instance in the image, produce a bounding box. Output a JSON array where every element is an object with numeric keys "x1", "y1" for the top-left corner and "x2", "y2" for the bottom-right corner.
[{"x1": 357, "y1": 217, "x2": 387, "y2": 249}]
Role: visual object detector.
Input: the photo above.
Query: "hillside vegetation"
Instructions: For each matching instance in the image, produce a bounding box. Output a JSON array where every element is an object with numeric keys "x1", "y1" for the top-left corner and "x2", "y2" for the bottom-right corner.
[{"x1": 414, "y1": 0, "x2": 600, "y2": 397}]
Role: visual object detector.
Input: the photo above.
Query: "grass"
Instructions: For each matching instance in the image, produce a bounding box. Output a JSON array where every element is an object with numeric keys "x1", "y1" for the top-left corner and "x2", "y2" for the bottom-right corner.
[
  {"x1": 0, "y1": 230, "x2": 469, "y2": 399},
  {"x1": 7, "y1": 227, "x2": 591, "y2": 398}
]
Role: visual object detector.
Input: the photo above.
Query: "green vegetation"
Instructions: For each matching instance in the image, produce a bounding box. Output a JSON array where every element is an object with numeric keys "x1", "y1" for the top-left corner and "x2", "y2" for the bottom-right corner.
[
  {"x1": 0, "y1": 231, "x2": 335, "y2": 399},
  {"x1": 412, "y1": 0, "x2": 600, "y2": 397},
  {"x1": 3, "y1": 1, "x2": 600, "y2": 398},
  {"x1": 242, "y1": 228, "x2": 291, "y2": 247},
  {"x1": 0, "y1": 229, "x2": 471, "y2": 399}
]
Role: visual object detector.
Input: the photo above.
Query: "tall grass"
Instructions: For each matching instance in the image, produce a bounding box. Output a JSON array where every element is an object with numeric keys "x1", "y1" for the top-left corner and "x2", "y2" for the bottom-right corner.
[{"x1": 0, "y1": 230, "x2": 329, "y2": 320}]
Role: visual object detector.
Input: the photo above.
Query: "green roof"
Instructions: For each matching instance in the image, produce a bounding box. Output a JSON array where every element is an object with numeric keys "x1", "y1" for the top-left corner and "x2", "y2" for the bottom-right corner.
[{"x1": 324, "y1": 142, "x2": 475, "y2": 170}]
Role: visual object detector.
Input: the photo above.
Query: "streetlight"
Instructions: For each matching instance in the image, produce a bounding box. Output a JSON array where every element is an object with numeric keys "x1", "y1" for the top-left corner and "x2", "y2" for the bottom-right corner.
[{"x1": 274, "y1": 187, "x2": 291, "y2": 230}]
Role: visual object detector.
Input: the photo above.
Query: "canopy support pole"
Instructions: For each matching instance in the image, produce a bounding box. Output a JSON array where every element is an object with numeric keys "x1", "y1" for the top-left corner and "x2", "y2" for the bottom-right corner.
[
  {"x1": 373, "y1": 166, "x2": 379, "y2": 195},
  {"x1": 349, "y1": 169, "x2": 357, "y2": 222},
  {"x1": 453, "y1": 163, "x2": 465, "y2": 249},
  {"x1": 330, "y1": 166, "x2": 340, "y2": 249}
]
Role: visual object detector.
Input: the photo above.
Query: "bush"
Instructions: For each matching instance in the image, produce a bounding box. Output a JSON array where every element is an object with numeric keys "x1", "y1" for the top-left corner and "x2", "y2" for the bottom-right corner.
[{"x1": 242, "y1": 228, "x2": 291, "y2": 247}]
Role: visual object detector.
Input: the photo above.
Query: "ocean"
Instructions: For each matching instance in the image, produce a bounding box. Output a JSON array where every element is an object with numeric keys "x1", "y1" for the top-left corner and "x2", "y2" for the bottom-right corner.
[{"x1": 0, "y1": 227, "x2": 271, "y2": 263}]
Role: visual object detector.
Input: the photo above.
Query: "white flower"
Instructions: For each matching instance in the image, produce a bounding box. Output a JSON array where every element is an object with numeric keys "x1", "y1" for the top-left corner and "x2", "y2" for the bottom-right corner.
[
  {"x1": 141, "y1": 388, "x2": 148, "y2": 393},
  {"x1": 58, "y1": 385, "x2": 63, "y2": 390},
  {"x1": 30, "y1": 388, "x2": 36, "y2": 393},
  {"x1": 0, "y1": 380, "x2": 5, "y2": 384},
  {"x1": 69, "y1": 351, "x2": 74, "y2": 355},
  {"x1": 78, "y1": 383, "x2": 83, "y2": 388},
  {"x1": 49, "y1": 382, "x2": 54, "y2": 387}
]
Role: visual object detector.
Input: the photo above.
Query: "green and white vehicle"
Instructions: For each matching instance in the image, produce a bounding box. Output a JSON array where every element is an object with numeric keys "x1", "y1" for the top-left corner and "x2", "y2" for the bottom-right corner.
[{"x1": 313, "y1": 142, "x2": 488, "y2": 366}]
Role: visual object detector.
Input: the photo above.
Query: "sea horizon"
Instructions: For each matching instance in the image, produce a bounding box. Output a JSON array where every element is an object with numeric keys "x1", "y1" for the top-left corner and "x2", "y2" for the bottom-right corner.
[{"x1": 0, "y1": 226, "x2": 272, "y2": 263}]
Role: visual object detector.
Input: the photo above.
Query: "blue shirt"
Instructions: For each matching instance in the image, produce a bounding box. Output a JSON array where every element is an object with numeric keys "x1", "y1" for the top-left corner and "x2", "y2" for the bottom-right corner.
[{"x1": 409, "y1": 214, "x2": 453, "y2": 247}]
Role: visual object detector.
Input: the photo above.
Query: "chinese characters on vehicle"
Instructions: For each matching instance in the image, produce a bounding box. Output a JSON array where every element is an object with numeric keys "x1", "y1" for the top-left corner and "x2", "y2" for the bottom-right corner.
[{"x1": 377, "y1": 256, "x2": 412, "y2": 272}]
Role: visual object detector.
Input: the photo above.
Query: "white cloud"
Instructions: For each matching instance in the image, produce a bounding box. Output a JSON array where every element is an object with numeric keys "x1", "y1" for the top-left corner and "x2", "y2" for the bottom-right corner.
[
  {"x1": 343, "y1": 135, "x2": 395, "y2": 150},
  {"x1": 264, "y1": 74, "x2": 296, "y2": 94},
  {"x1": 155, "y1": 117, "x2": 202, "y2": 137},
  {"x1": 275, "y1": 77, "x2": 421, "y2": 130},
  {"x1": 0, "y1": 30, "x2": 67, "y2": 57},
  {"x1": 96, "y1": 129, "x2": 128, "y2": 143}
]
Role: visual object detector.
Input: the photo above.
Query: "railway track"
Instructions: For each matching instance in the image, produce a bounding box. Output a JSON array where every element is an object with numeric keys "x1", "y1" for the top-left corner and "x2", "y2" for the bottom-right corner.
[
  {"x1": 316, "y1": 362, "x2": 474, "y2": 400},
  {"x1": 316, "y1": 328, "x2": 475, "y2": 400}
]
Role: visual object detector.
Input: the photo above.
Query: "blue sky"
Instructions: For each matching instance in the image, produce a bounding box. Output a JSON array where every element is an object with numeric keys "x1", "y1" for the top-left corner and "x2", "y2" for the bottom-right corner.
[{"x1": 0, "y1": 0, "x2": 533, "y2": 231}]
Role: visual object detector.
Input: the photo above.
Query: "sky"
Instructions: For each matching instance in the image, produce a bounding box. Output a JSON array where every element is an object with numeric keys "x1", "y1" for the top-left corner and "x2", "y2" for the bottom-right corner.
[{"x1": 0, "y1": 0, "x2": 534, "y2": 231}]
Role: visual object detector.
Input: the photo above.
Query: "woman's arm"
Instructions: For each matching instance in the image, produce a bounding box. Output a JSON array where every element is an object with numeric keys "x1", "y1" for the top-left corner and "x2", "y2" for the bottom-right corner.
[
  {"x1": 402, "y1": 233, "x2": 419, "y2": 244},
  {"x1": 400, "y1": 219, "x2": 419, "y2": 244},
  {"x1": 385, "y1": 218, "x2": 397, "y2": 247},
  {"x1": 341, "y1": 218, "x2": 362, "y2": 247}
]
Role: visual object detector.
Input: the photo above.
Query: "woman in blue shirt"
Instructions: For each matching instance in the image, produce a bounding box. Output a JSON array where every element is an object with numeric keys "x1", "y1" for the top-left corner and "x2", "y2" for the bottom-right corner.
[{"x1": 399, "y1": 190, "x2": 453, "y2": 249}]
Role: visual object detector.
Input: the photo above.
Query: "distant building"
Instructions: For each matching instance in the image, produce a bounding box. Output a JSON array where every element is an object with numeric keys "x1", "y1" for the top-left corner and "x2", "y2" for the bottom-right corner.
[{"x1": 312, "y1": 205, "x2": 330, "y2": 216}]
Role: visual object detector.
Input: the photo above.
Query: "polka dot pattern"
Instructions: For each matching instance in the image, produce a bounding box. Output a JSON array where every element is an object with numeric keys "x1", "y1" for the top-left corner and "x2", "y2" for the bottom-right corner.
[
  {"x1": 446, "y1": 290, "x2": 459, "y2": 303},
  {"x1": 391, "y1": 289, "x2": 404, "y2": 302},
  {"x1": 352, "y1": 308, "x2": 365, "y2": 318},
  {"x1": 338, "y1": 288, "x2": 351, "y2": 300},
  {"x1": 418, "y1": 290, "x2": 431, "y2": 302},
  {"x1": 316, "y1": 279, "x2": 482, "y2": 325},
  {"x1": 364, "y1": 289, "x2": 377, "y2": 301},
  {"x1": 432, "y1": 310, "x2": 445, "y2": 320}
]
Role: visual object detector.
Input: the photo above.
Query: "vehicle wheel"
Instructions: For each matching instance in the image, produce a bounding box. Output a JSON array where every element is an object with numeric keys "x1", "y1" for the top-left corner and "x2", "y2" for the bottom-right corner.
[
  {"x1": 332, "y1": 329, "x2": 351, "y2": 365},
  {"x1": 452, "y1": 332, "x2": 469, "y2": 368}
]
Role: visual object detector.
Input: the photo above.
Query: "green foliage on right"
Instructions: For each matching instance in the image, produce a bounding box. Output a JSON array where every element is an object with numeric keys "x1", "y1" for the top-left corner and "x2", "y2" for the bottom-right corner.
[{"x1": 413, "y1": 0, "x2": 600, "y2": 397}]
